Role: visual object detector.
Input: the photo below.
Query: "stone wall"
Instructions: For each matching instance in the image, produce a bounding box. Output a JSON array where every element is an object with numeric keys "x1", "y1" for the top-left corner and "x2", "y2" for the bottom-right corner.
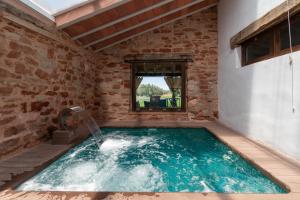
[
  {"x1": 0, "y1": 17, "x2": 98, "y2": 158},
  {"x1": 95, "y1": 7, "x2": 218, "y2": 123},
  {"x1": 0, "y1": 6, "x2": 218, "y2": 158}
]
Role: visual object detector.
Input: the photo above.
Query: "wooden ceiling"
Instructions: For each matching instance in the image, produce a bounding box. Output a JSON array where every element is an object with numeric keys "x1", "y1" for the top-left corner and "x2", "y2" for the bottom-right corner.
[{"x1": 55, "y1": 0, "x2": 217, "y2": 52}]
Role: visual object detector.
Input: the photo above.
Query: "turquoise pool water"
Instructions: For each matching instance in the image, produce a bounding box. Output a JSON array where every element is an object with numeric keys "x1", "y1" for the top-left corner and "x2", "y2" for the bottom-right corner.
[{"x1": 17, "y1": 128, "x2": 286, "y2": 193}]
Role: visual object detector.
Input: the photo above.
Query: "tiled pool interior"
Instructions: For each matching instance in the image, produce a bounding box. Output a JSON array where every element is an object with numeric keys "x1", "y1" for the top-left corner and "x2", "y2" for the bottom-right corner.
[{"x1": 17, "y1": 128, "x2": 286, "y2": 193}]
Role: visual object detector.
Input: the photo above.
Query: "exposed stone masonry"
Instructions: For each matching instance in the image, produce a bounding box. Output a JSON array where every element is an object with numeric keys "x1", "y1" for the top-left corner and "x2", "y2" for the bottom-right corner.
[
  {"x1": 0, "y1": 17, "x2": 98, "y2": 158},
  {"x1": 0, "y1": 6, "x2": 218, "y2": 158},
  {"x1": 95, "y1": 7, "x2": 218, "y2": 123}
]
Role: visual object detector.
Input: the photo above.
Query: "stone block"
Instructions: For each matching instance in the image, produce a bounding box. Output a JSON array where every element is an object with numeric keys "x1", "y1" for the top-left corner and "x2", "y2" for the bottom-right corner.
[
  {"x1": 0, "y1": 6, "x2": 218, "y2": 159},
  {"x1": 4, "y1": 124, "x2": 25, "y2": 137},
  {"x1": 0, "y1": 116, "x2": 16, "y2": 126},
  {"x1": 52, "y1": 130, "x2": 76, "y2": 145},
  {"x1": 31, "y1": 101, "x2": 49, "y2": 112},
  {"x1": 0, "y1": 181, "x2": 5, "y2": 188},
  {"x1": 0, "y1": 173, "x2": 11, "y2": 181}
]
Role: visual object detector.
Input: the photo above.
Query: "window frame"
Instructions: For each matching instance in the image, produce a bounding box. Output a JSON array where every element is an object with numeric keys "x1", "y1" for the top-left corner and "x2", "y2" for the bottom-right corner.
[
  {"x1": 242, "y1": 30, "x2": 275, "y2": 66},
  {"x1": 277, "y1": 13, "x2": 300, "y2": 56},
  {"x1": 241, "y1": 12, "x2": 300, "y2": 66},
  {"x1": 131, "y1": 61, "x2": 187, "y2": 112}
]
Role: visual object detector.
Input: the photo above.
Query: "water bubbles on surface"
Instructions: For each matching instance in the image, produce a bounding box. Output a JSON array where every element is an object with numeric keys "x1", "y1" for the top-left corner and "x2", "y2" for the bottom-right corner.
[
  {"x1": 191, "y1": 176, "x2": 198, "y2": 181},
  {"x1": 150, "y1": 143, "x2": 160, "y2": 148},
  {"x1": 100, "y1": 138, "x2": 132, "y2": 153},
  {"x1": 87, "y1": 163, "x2": 166, "y2": 192},
  {"x1": 223, "y1": 154, "x2": 231, "y2": 161},
  {"x1": 63, "y1": 161, "x2": 98, "y2": 184},
  {"x1": 180, "y1": 189, "x2": 189, "y2": 192},
  {"x1": 176, "y1": 153, "x2": 182, "y2": 160},
  {"x1": 137, "y1": 136, "x2": 155, "y2": 147},
  {"x1": 126, "y1": 164, "x2": 166, "y2": 191},
  {"x1": 68, "y1": 145, "x2": 90, "y2": 158},
  {"x1": 157, "y1": 156, "x2": 166, "y2": 163},
  {"x1": 17, "y1": 128, "x2": 286, "y2": 193},
  {"x1": 199, "y1": 181, "x2": 212, "y2": 192},
  {"x1": 222, "y1": 177, "x2": 239, "y2": 193}
]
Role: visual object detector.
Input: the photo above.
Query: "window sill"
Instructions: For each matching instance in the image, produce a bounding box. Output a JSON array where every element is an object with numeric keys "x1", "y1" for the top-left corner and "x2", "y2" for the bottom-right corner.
[{"x1": 129, "y1": 111, "x2": 188, "y2": 115}]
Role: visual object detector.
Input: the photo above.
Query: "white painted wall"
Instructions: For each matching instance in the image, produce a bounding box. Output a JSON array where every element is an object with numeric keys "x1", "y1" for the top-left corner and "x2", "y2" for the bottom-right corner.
[{"x1": 218, "y1": 0, "x2": 300, "y2": 160}]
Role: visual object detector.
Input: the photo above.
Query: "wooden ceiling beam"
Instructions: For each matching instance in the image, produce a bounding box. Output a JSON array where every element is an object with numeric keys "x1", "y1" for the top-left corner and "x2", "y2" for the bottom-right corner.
[
  {"x1": 72, "y1": 0, "x2": 174, "y2": 40},
  {"x1": 231, "y1": 0, "x2": 300, "y2": 49},
  {"x1": 55, "y1": 0, "x2": 129, "y2": 29},
  {"x1": 93, "y1": 0, "x2": 218, "y2": 52},
  {"x1": 61, "y1": 0, "x2": 164, "y2": 37},
  {"x1": 82, "y1": 0, "x2": 200, "y2": 47}
]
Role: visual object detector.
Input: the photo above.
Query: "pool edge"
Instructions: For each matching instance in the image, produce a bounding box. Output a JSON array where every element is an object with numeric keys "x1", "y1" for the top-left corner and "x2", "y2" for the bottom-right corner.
[{"x1": 1, "y1": 121, "x2": 300, "y2": 200}]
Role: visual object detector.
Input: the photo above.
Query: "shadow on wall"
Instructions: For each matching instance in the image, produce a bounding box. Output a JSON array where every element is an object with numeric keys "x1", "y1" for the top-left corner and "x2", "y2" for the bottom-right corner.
[
  {"x1": 218, "y1": 0, "x2": 258, "y2": 135},
  {"x1": 219, "y1": 0, "x2": 300, "y2": 160}
]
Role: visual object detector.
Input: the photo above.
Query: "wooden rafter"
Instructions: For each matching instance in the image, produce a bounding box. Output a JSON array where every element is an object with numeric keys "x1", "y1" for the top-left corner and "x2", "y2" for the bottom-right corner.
[
  {"x1": 72, "y1": 0, "x2": 174, "y2": 41},
  {"x1": 54, "y1": 0, "x2": 217, "y2": 52},
  {"x1": 55, "y1": 0, "x2": 127, "y2": 28},
  {"x1": 231, "y1": 0, "x2": 300, "y2": 49},
  {"x1": 60, "y1": 0, "x2": 164, "y2": 37},
  {"x1": 93, "y1": 0, "x2": 217, "y2": 51},
  {"x1": 80, "y1": 0, "x2": 201, "y2": 47}
]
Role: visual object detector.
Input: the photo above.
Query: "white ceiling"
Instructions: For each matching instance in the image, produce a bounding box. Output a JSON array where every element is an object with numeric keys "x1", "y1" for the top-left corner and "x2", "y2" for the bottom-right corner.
[{"x1": 20, "y1": 0, "x2": 90, "y2": 19}]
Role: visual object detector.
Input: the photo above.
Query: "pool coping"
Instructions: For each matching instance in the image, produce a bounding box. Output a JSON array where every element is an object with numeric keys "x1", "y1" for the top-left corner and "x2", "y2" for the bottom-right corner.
[{"x1": 0, "y1": 121, "x2": 299, "y2": 200}]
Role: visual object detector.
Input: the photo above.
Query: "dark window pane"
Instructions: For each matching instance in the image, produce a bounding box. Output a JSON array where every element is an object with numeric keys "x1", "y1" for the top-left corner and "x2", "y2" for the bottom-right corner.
[
  {"x1": 244, "y1": 32, "x2": 273, "y2": 64},
  {"x1": 280, "y1": 15, "x2": 300, "y2": 50}
]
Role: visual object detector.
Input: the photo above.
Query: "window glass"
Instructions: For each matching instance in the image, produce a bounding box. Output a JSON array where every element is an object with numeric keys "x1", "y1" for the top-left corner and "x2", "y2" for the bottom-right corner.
[
  {"x1": 133, "y1": 62, "x2": 185, "y2": 112},
  {"x1": 244, "y1": 32, "x2": 273, "y2": 64},
  {"x1": 241, "y1": 13, "x2": 300, "y2": 66},
  {"x1": 280, "y1": 15, "x2": 300, "y2": 50}
]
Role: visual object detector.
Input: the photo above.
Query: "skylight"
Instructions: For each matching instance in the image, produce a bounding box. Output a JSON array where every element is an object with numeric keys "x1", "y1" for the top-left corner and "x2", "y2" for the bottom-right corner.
[{"x1": 20, "y1": 0, "x2": 91, "y2": 19}]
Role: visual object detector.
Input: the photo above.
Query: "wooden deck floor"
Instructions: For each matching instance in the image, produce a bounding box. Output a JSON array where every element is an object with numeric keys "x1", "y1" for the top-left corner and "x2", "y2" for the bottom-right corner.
[
  {"x1": 0, "y1": 121, "x2": 299, "y2": 200},
  {"x1": 0, "y1": 143, "x2": 70, "y2": 189}
]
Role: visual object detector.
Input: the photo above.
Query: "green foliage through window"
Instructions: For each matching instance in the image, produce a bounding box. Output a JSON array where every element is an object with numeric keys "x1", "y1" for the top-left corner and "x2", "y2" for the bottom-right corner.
[{"x1": 136, "y1": 84, "x2": 169, "y2": 97}]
